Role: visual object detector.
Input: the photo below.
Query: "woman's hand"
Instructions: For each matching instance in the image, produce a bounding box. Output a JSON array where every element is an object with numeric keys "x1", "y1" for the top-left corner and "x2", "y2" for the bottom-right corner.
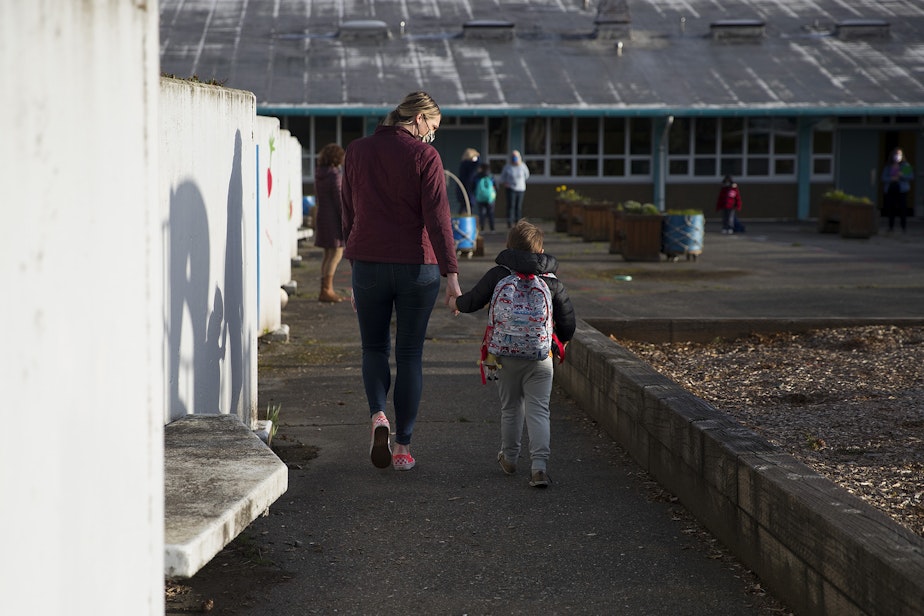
[{"x1": 445, "y1": 273, "x2": 462, "y2": 315}]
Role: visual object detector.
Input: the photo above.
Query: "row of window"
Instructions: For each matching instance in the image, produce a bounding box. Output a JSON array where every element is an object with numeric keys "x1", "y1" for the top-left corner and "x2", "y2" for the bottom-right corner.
[{"x1": 283, "y1": 114, "x2": 836, "y2": 181}]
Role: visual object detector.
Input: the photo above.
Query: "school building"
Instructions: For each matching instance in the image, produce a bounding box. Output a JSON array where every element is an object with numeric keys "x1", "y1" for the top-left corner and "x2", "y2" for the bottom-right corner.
[{"x1": 159, "y1": 0, "x2": 924, "y2": 221}]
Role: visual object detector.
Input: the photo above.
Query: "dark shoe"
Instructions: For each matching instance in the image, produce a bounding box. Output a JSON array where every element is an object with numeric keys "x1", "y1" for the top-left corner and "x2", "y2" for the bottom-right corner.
[
  {"x1": 369, "y1": 414, "x2": 392, "y2": 468},
  {"x1": 529, "y1": 469, "x2": 550, "y2": 488},
  {"x1": 497, "y1": 452, "x2": 516, "y2": 475}
]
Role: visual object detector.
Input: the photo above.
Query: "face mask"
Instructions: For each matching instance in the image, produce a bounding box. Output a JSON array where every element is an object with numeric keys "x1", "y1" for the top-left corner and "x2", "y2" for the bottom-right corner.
[
  {"x1": 417, "y1": 118, "x2": 436, "y2": 144},
  {"x1": 511, "y1": 155, "x2": 520, "y2": 163},
  {"x1": 894, "y1": 154, "x2": 902, "y2": 163}
]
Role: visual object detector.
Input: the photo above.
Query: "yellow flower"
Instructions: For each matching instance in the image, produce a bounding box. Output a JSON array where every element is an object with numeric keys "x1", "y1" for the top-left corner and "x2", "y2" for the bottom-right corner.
[{"x1": 555, "y1": 185, "x2": 585, "y2": 202}]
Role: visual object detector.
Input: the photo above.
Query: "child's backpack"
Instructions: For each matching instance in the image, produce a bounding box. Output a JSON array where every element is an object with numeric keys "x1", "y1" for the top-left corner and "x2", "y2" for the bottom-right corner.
[
  {"x1": 475, "y1": 175, "x2": 497, "y2": 204},
  {"x1": 486, "y1": 270, "x2": 554, "y2": 360},
  {"x1": 478, "y1": 269, "x2": 566, "y2": 384}
]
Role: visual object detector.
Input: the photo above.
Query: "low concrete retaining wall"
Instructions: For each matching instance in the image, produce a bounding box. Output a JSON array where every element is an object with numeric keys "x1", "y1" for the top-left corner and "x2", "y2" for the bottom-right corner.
[{"x1": 556, "y1": 319, "x2": 924, "y2": 616}]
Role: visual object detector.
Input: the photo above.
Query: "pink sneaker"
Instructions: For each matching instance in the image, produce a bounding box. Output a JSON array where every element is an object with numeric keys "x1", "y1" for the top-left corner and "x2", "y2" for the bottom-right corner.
[
  {"x1": 369, "y1": 414, "x2": 392, "y2": 468},
  {"x1": 393, "y1": 452, "x2": 416, "y2": 471}
]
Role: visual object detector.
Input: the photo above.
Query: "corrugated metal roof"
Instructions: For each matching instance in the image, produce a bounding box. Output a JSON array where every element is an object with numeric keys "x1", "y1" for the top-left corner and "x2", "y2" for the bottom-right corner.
[{"x1": 159, "y1": 0, "x2": 924, "y2": 115}]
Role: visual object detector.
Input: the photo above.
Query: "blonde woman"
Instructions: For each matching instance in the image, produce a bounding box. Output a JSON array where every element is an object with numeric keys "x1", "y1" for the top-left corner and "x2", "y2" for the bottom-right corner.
[{"x1": 341, "y1": 91, "x2": 463, "y2": 471}]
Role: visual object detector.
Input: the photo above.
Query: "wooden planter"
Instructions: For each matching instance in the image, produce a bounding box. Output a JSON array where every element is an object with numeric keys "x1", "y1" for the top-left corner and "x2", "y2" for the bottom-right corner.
[
  {"x1": 581, "y1": 202, "x2": 613, "y2": 242},
  {"x1": 619, "y1": 215, "x2": 663, "y2": 261},
  {"x1": 817, "y1": 197, "x2": 877, "y2": 238},
  {"x1": 817, "y1": 197, "x2": 841, "y2": 233},
  {"x1": 609, "y1": 209, "x2": 624, "y2": 255},
  {"x1": 839, "y1": 201, "x2": 877, "y2": 238},
  {"x1": 567, "y1": 202, "x2": 585, "y2": 237},
  {"x1": 554, "y1": 199, "x2": 571, "y2": 232}
]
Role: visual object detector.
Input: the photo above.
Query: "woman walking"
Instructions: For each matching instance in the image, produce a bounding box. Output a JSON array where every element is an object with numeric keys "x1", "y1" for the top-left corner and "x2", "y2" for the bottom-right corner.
[{"x1": 341, "y1": 91, "x2": 462, "y2": 471}]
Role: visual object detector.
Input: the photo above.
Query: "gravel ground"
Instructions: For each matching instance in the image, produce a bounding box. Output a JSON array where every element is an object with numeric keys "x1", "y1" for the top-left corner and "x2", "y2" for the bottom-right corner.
[{"x1": 617, "y1": 325, "x2": 924, "y2": 539}]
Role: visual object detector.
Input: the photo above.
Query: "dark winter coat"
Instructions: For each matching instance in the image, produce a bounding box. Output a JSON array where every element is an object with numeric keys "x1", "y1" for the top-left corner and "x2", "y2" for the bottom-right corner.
[{"x1": 456, "y1": 248, "x2": 576, "y2": 343}]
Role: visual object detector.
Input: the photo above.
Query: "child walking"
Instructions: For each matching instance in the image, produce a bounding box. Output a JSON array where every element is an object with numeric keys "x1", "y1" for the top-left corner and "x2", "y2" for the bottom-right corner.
[
  {"x1": 454, "y1": 220, "x2": 576, "y2": 487},
  {"x1": 473, "y1": 162, "x2": 497, "y2": 232}
]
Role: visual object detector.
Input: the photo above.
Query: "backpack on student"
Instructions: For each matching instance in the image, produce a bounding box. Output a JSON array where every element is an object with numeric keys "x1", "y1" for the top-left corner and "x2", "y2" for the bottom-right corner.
[
  {"x1": 478, "y1": 269, "x2": 567, "y2": 383},
  {"x1": 475, "y1": 175, "x2": 497, "y2": 204}
]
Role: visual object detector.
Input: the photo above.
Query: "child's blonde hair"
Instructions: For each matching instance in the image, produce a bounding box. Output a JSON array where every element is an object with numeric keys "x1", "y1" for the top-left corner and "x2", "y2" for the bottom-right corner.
[{"x1": 507, "y1": 219, "x2": 544, "y2": 253}]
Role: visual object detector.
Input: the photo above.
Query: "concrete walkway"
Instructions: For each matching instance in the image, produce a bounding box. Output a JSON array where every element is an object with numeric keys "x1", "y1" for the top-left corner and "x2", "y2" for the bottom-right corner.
[{"x1": 171, "y1": 218, "x2": 923, "y2": 615}]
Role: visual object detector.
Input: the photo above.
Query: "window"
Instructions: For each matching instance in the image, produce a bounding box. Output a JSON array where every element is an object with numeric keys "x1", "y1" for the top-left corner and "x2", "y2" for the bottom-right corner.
[
  {"x1": 287, "y1": 116, "x2": 366, "y2": 180},
  {"x1": 668, "y1": 116, "x2": 799, "y2": 180},
  {"x1": 811, "y1": 127, "x2": 834, "y2": 179}
]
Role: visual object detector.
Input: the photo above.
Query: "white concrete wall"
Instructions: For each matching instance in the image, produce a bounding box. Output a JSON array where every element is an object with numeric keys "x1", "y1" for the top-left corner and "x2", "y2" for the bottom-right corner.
[
  {"x1": 287, "y1": 133, "x2": 305, "y2": 257},
  {"x1": 159, "y1": 78, "x2": 259, "y2": 425},
  {"x1": 256, "y1": 116, "x2": 284, "y2": 333},
  {"x1": 0, "y1": 2, "x2": 164, "y2": 615}
]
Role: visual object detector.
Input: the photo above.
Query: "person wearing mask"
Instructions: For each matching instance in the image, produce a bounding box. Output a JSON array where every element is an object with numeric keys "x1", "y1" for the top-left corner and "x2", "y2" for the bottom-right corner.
[
  {"x1": 313, "y1": 143, "x2": 346, "y2": 302},
  {"x1": 499, "y1": 149, "x2": 530, "y2": 228},
  {"x1": 341, "y1": 91, "x2": 463, "y2": 472},
  {"x1": 882, "y1": 148, "x2": 913, "y2": 233}
]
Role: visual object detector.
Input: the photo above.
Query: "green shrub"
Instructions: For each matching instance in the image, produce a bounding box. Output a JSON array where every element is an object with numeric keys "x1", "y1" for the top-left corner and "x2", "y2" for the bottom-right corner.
[{"x1": 823, "y1": 189, "x2": 872, "y2": 205}]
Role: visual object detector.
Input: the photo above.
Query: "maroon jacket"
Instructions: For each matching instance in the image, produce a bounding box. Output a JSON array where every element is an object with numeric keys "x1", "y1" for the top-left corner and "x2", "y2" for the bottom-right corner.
[{"x1": 341, "y1": 125, "x2": 458, "y2": 276}]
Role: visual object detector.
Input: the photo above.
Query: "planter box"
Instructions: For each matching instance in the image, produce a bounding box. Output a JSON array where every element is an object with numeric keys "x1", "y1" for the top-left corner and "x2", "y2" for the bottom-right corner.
[
  {"x1": 817, "y1": 197, "x2": 877, "y2": 238},
  {"x1": 567, "y1": 202, "x2": 585, "y2": 237},
  {"x1": 839, "y1": 201, "x2": 877, "y2": 238},
  {"x1": 817, "y1": 197, "x2": 841, "y2": 233},
  {"x1": 554, "y1": 199, "x2": 571, "y2": 232},
  {"x1": 581, "y1": 202, "x2": 613, "y2": 242},
  {"x1": 609, "y1": 209, "x2": 624, "y2": 255},
  {"x1": 619, "y1": 215, "x2": 663, "y2": 261}
]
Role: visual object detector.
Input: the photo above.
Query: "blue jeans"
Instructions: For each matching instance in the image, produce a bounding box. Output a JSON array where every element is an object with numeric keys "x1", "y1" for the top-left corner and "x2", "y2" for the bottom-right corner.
[
  {"x1": 477, "y1": 200, "x2": 495, "y2": 231},
  {"x1": 351, "y1": 261, "x2": 441, "y2": 445},
  {"x1": 506, "y1": 189, "x2": 525, "y2": 226},
  {"x1": 721, "y1": 209, "x2": 737, "y2": 231}
]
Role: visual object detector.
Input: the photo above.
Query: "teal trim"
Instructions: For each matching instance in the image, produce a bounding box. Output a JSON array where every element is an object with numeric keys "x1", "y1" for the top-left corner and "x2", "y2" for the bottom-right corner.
[
  {"x1": 652, "y1": 116, "x2": 671, "y2": 211},
  {"x1": 510, "y1": 117, "x2": 526, "y2": 155},
  {"x1": 258, "y1": 105, "x2": 924, "y2": 119},
  {"x1": 796, "y1": 118, "x2": 815, "y2": 221},
  {"x1": 364, "y1": 116, "x2": 379, "y2": 136}
]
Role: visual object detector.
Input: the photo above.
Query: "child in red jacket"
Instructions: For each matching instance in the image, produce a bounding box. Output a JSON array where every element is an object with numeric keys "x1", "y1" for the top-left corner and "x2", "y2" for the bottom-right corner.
[{"x1": 716, "y1": 175, "x2": 743, "y2": 234}]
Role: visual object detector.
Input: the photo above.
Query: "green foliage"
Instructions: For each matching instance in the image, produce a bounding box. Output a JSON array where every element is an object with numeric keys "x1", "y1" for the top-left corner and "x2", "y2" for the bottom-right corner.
[
  {"x1": 265, "y1": 404, "x2": 281, "y2": 446},
  {"x1": 554, "y1": 185, "x2": 588, "y2": 203},
  {"x1": 665, "y1": 209, "x2": 704, "y2": 216},
  {"x1": 619, "y1": 201, "x2": 661, "y2": 215},
  {"x1": 823, "y1": 189, "x2": 872, "y2": 205},
  {"x1": 161, "y1": 72, "x2": 228, "y2": 87}
]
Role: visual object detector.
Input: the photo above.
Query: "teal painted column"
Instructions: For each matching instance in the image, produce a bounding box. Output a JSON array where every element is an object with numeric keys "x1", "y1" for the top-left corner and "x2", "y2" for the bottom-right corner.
[
  {"x1": 509, "y1": 117, "x2": 526, "y2": 154},
  {"x1": 652, "y1": 116, "x2": 672, "y2": 212},
  {"x1": 797, "y1": 118, "x2": 814, "y2": 221},
  {"x1": 364, "y1": 116, "x2": 379, "y2": 136}
]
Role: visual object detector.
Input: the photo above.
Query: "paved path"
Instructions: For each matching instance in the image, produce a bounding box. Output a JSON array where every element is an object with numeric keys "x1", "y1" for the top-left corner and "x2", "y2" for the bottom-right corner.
[{"x1": 169, "y1": 219, "x2": 922, "y2": 615}]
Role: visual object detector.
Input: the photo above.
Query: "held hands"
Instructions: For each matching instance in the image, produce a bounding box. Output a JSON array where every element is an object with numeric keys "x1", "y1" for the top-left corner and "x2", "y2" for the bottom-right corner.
[{"x1": 445, "y1": 273, "x2": 462, "y2": 316}]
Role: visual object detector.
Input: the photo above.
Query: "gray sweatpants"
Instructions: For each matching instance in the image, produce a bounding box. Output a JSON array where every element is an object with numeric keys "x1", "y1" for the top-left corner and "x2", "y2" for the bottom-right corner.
[{"x1": 496, "y1": 356, "x2": 554, "y2": 472}]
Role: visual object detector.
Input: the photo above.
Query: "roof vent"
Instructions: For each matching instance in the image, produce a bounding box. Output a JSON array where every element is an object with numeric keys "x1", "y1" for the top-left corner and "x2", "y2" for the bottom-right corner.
[
  {"x1": 338, "y1": 20, "x2": 391, "y2": 40},
  {"x1": 462, "y1": 20, "x2": 515, "y2": 41},
  {"x1": 835, "y1": 19, "x2": 890, "y2": 41},
  {"x1": 594, "y1": 0, "x2": 631, "y2": 40},
  {"x1": 710, "y1": 19, "x2": 765, "y2": 41}
]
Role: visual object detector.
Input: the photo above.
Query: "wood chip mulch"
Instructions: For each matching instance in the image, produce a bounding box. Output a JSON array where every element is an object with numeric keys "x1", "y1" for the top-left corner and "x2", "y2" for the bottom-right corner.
[{"x1": 616, "y1": 325, "x2": 924, "y2": 538}]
